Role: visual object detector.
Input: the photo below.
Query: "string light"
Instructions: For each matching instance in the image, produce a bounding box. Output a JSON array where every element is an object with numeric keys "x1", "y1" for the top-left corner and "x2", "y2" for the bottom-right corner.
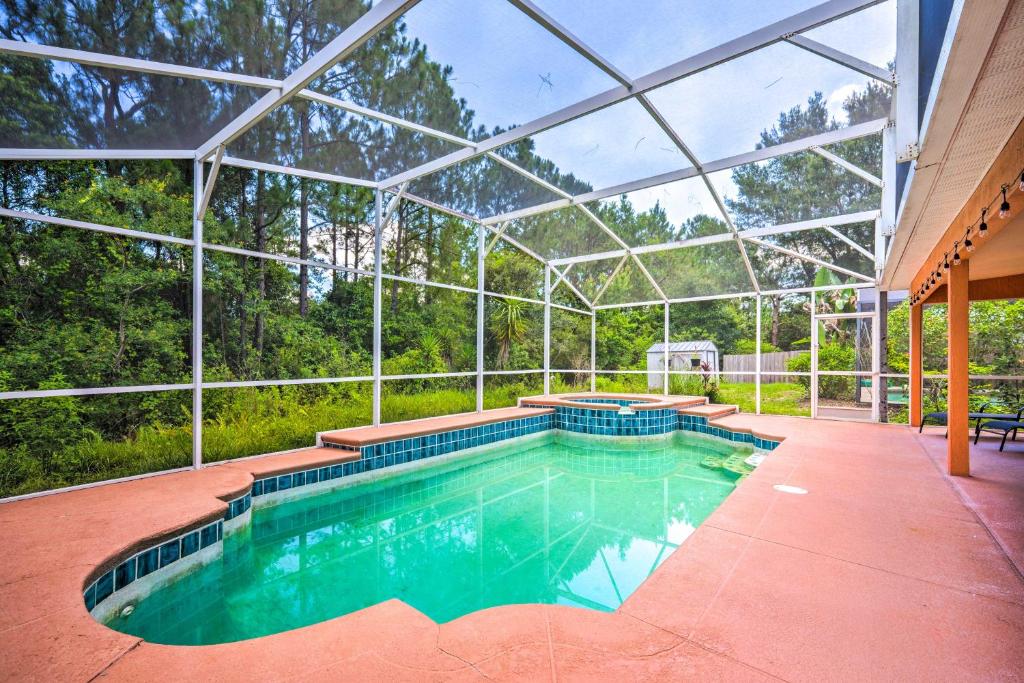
[{"x1": 918, "y1": 169, "x2": 1020, "y2": 297}]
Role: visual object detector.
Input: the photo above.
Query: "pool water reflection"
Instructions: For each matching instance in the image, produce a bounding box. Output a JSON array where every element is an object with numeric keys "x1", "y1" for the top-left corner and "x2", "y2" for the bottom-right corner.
[{"x1": 108, "y1": 431, "x2": 747, "y2": 644}]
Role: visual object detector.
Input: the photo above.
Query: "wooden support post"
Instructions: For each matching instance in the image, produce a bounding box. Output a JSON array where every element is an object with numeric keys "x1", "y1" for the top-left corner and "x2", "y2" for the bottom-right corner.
[
  {"x1": 909, "y1": 302, "x2": 923, "y2": 427},
  {"x1": 878, "y1": 290, "x2": 888, "y2": 422},
  {"x1": 947, "y1": 259, "x2": 970, "y2": 476}
]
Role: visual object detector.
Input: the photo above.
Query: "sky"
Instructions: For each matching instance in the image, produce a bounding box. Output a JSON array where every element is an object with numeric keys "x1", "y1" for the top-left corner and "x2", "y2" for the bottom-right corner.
[{"x1": 391, "y1": 0, "x2": 896, "y2": 229}]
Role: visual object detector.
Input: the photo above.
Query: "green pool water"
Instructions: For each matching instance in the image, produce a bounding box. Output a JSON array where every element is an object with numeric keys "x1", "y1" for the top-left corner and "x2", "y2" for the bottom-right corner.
[{"x1": 107, "y1": 431, "x2": 749, "y2": 645}]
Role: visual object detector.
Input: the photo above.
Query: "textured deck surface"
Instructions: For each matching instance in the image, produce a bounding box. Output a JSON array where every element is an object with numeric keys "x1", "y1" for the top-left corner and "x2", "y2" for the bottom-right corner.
[{"x1": 0, "y1": 416, "x2": 1022, "y2": 682}]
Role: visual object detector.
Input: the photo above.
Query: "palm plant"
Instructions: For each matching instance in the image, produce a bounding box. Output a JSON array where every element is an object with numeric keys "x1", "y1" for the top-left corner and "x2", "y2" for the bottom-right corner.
[
  {"x1": 803, "y1": 268, "x2": 857, "y2": 343},
  {"x1": 489, "y1": 298, "x2": 526, "y2": 369},
  {"x1": 434, "y1": 327, "x2": 457, "y2": 369},
  {"x1": 419, "y1": 331, "x2": 441, "y2": 359}
]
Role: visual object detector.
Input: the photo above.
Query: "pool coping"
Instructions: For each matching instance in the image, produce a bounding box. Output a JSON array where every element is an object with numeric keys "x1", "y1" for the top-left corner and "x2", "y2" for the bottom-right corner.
[
  {"x1": 318, "y1": 406, "x2": 556, "y2": 446},
  {"x1": 0, "y1": 413, "x2": 1021, "y2": 680}
]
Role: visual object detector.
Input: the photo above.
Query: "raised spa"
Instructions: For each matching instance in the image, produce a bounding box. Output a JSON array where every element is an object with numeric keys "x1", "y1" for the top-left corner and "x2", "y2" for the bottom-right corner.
[{"x1": 103, "y1": 430, "x2": 755, "y2": 645}]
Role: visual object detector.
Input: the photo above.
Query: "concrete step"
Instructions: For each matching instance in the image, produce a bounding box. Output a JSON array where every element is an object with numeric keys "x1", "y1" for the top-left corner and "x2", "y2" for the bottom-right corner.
[{"x1": 677, "y1": 403, "x2": 740, "y2": 419}]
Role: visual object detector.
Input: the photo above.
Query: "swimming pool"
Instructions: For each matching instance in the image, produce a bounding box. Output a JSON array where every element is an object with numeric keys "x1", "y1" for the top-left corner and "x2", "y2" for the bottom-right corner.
[{"x1": 105, "y1": 430, "x2": 752, "y2": 645}]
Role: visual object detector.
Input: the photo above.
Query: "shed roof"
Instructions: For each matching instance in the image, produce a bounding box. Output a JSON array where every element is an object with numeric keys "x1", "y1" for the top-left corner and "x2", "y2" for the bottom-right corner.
[{"x1": 647, "y1": 341, "x2": 717, "y2": 353}]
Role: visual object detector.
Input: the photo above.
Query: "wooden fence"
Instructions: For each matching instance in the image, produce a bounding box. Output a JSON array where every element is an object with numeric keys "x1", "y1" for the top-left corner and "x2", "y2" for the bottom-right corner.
[{"x1": 723, "y1": 351, "x2": 805, "y2": 383}]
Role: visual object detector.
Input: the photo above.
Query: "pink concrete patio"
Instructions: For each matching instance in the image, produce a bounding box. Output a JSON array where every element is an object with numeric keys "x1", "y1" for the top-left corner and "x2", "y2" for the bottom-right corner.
[{"x1": 0, "y1": 414, "x2": 1021, "y2": 682}]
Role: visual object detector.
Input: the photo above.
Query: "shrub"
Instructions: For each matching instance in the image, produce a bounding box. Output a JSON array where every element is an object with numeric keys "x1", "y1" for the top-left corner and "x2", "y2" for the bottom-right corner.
[{"x1": 786, "y1": 343, "x2": 856, "y2": 399}]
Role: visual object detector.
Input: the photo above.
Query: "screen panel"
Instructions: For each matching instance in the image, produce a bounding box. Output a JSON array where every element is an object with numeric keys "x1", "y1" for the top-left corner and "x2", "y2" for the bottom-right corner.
[
  {"x1": 1, "y1": 390, "x2": 192, "y2": 497},
  {"x1": 1, "y1": 217, "x2": 192, "y2": 391}
]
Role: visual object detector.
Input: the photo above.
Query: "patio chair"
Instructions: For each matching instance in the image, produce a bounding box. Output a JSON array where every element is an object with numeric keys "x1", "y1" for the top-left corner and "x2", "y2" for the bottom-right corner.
[
  {"x1": 975, "y1": 420, "x2": 1024, "y2": 451},
  {"x1": 975, "y1": 408, "x2": 1024, "y2": 451},
  {"x1": 919, "y1": 403, "x2": 1023, "y2": 436}
]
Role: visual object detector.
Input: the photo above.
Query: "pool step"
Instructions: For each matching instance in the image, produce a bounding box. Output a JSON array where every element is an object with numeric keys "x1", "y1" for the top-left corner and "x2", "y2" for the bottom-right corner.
[
  {"x1": 677, "y1": 403, "x2": 739, "y2": 419},
  {"x1": 699, "y1": 452, "x2": 756, "y2": 479}
]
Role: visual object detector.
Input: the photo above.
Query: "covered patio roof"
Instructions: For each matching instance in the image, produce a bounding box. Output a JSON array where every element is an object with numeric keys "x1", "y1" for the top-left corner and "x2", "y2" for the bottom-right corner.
[{"x1": 889, "y1": 0, "x2": 1024, "y2": 477}]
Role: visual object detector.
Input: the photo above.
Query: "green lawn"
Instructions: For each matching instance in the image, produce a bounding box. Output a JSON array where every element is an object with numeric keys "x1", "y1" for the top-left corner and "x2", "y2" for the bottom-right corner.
[
  {"x1": 717, "y1": 381, "x2": 811, "y2": 417},
  {"x1": 594, "y1": 376, "x2": 810, "y2": 417}
]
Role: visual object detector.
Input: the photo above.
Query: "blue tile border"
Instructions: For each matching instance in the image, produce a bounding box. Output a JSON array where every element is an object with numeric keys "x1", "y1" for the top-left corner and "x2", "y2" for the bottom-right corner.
[
  {"x1": 523, "y1": 404, "x2": 678, "y2": 437},
  {"x1": 224, "y1": 492, "x2": 252, "y2": 521},
  {"x1": 84, "y1": 490, "x2": 246, "y2": 613},
  {"x1": 677, "y1": 414, "x2": 780, "y2": 450},
  {"x1": 566, "y1": 397, "x2": 652, "y2": 407},
  {"x1": 305, "y1": 414, "x2": 554, "y2": 496},
  {"x1": 312, "y1": 410, "x2": 779, "y2": 491}
]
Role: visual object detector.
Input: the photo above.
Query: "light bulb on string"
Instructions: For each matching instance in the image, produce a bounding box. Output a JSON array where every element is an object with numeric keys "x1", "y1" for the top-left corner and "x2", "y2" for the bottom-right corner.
[
  {"x1": 964, "y1": 229, "x2": 974, "y2": 252},
  {"x1": 1019, "y1": 171, "x2": 1024, "y2": 192},
  {"x1": 999, "y1": 186, "x2": 1010, "y2": 219},
  {"x1": 979, "y1": 209, "x2": 988, "y2": 236},
  {"x1": 953, "y1": 250, "x2": 961, "y2": 266}
]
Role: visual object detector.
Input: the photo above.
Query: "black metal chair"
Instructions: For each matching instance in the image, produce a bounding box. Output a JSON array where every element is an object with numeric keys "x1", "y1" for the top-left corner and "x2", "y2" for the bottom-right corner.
[
  {"x1": 920, "y1": 403, "x2": 1023, "y2": 436},
  {"x1": 975, "y1": 408, "x2": 1024, "y2": 451}
]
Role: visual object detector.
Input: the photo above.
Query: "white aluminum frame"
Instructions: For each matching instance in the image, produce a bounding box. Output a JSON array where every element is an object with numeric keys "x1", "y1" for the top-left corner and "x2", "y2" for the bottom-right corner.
[
  {"x1": 0, "y1": 0, "x2": 907, "y2": 500},
  {"x1": 895, "y1": 0, "x2": 920, "y2": 161},
  {"x1": 479, "y1": 119, "x2": 888, "y2": 226},
  {"x1": 194, "y1": 0, "x2": 423, "y2": 160},
  {"x1": 810, "y1": 309, "x2": 879, "y2": 421},
  {"x1": 379, "y1": 0, "x2": 886, "y2": 189}
]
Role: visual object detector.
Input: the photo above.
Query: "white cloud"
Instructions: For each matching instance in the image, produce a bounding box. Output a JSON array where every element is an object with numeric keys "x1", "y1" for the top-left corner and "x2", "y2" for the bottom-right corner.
[{"x1": 826, "y1": 84, "x2": 861, "y2": 125}]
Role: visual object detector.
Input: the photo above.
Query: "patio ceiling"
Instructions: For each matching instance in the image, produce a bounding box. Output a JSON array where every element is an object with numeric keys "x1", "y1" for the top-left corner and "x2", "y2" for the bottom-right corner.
[{"x1": 0, "y1": 0, "x2": 899, "y2": 306}]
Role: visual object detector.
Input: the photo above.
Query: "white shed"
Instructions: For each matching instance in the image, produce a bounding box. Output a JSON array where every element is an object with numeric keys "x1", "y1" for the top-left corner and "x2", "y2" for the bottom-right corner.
[{"x1": 646, "y1": 341, "x2": 719, "y2": 390}]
